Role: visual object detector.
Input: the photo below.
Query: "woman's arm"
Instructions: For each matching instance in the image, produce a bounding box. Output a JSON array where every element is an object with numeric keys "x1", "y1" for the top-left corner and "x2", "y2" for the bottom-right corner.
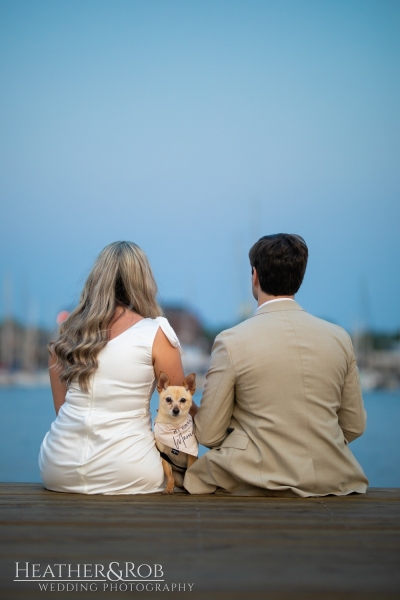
[
  {"x1": 49, "y1": 352, "x2": 67, "y2": 415},
  {"x1": 152, "y1": 328, "x2": 198, "y2": 416}
]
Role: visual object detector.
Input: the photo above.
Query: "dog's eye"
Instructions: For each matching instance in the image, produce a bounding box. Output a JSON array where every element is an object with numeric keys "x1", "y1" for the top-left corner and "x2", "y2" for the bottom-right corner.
[
  {"x1": 166, "y1": 397, "x2": 172, "y2": 403},
  {"x1": 180, "y1": 398, "x2": 186, "y2": 403}
]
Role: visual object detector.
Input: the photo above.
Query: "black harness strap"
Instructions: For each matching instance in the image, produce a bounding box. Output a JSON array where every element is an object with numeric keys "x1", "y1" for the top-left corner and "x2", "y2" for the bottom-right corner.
[{"x1": 159, "y1": 451, "x2": 187, "y2": 473}]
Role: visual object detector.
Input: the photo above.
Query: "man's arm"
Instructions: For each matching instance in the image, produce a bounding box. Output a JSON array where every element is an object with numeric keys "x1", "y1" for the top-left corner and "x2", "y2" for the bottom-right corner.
[
  {"x1": 194, "y1": 333, "x2": 235, "y2": 448},
  {"x1": 337, "y1": 338, "x2": 366, "y2": 443}
]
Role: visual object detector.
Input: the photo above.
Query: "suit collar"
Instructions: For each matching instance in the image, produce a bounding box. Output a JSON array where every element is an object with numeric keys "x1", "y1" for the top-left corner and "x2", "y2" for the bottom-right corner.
[{"x1": 253, "y1": 299, "x2": 304, "y2": 316}]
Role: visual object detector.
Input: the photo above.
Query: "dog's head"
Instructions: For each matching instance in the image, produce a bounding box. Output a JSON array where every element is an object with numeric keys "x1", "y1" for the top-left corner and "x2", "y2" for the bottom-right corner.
[{"x1": 156, "y1": 372, "x2": 196, "y2": 423}]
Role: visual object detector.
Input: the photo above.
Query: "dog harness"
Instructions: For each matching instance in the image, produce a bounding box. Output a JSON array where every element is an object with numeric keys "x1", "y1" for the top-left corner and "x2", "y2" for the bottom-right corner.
[
  {"x1": 154, "y1": 415, "x2": 198, "y2": 457},
  {"x1": 159, "y1": 449, "x2": 188, "y2": 473}
]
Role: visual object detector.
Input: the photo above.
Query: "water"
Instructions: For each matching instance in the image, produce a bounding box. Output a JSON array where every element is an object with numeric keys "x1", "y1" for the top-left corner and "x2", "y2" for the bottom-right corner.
[{"x1": 0, "y1": 386, "x2": 399, "y2": 487}]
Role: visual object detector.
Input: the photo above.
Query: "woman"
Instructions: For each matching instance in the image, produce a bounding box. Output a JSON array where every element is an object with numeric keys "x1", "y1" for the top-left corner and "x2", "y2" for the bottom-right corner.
[{"x1": 39, "y1": 241, "x2": 191, "y2": 494}]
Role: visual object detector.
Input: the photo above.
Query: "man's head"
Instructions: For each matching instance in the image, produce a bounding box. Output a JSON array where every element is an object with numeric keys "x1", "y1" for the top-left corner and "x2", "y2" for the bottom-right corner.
[{"x1": 249, "y1": 233, "x2": 308, "y2": 298}]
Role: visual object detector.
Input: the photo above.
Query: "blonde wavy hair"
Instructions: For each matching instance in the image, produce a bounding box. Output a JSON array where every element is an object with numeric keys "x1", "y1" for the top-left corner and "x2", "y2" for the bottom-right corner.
[{"x1": 51, "y1": 241, "x2": 163, "y2": 391}]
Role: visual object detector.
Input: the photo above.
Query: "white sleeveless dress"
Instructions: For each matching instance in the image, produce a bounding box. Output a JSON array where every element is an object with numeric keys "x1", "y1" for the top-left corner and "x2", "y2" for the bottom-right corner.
[{"x1": 39, "y1": 317, "x2": 181, "y2": 495}]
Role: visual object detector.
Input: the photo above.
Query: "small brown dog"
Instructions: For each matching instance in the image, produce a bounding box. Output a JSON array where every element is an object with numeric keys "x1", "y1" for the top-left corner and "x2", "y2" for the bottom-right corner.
[{"x1": 154, "y1": 371, "x2": 198, "y2": 494}]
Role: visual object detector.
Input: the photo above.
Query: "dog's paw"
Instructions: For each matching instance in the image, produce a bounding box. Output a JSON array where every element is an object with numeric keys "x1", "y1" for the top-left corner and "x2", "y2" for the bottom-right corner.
[{"x1": 162, "y1": 486, "x2": 174, "y2": 495}]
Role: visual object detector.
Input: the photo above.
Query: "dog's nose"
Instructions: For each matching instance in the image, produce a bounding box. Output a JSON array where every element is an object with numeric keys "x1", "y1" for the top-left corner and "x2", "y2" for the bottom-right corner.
[{"x1": 172, "y1": 408, "x2": 180, "y2": 415}]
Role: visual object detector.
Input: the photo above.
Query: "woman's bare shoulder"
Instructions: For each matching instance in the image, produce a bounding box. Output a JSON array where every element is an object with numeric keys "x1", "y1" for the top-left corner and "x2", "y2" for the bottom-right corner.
[{"x1": 108, "y1": 309, "x2": 144, "y2": 341}]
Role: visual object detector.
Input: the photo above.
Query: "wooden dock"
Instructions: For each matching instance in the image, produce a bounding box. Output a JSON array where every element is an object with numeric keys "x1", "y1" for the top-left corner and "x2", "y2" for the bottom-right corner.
[{"x1": 0, "y1": 484, "x2": 399, "y2": 599}]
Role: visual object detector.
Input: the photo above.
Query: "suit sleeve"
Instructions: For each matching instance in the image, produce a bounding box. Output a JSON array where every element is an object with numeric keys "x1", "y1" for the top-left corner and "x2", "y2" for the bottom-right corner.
[
  {"x1": 193, "y1": 333, "x2": 235, "y2": 448},
  {"x1": 337, "y1": 337, "x2": 367, "y2": 443}
]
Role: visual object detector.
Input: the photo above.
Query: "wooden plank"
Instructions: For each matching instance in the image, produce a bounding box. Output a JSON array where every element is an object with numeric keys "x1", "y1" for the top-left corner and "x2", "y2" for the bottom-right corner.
[{"x1": 0, "y1": 484, "x2": 399, "y2": 599}]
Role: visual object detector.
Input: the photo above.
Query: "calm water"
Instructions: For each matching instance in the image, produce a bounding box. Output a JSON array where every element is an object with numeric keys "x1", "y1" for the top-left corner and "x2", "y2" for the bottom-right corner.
[{"x1": 0, "y1": 386, "x2": 399, "y2": 487}]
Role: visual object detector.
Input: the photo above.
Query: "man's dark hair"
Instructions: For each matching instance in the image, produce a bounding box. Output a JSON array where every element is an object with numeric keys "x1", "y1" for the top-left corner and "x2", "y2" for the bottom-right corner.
[{"x1": 249, "y1": 233, "x2": 308, "y2": 296}]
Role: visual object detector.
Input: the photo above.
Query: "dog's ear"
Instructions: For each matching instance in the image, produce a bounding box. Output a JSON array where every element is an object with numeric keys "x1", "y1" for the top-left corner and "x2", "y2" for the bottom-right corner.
[
  {"x1": 183, "y1": 373, "x2": 196, "y2": 395},
  {"x1": 157, "y1": 372, "x2": 170, "y2": 392}
]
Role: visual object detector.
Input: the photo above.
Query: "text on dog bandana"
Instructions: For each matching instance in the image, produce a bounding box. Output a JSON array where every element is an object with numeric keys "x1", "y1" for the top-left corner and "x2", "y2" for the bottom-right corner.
[{"x1": 154, "y1": 415, "x2": 198, "y2": 457}]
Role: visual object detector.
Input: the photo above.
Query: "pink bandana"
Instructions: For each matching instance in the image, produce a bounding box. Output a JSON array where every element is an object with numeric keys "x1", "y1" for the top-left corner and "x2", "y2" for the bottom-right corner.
[{"x1": 154, "y1": 415, "x2": 198, "y2": 457}]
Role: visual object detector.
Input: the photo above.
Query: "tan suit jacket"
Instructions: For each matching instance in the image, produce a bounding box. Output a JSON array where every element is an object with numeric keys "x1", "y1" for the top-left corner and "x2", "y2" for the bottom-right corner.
[{"x1": 184, "y1": 300, "x2": 368, "y2": 497}]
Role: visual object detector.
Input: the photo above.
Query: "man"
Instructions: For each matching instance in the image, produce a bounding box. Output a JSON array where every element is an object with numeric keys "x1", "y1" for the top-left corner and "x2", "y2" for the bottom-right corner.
[{"x1": 184, "y1": 233, "x2": 368, "y2": 497}]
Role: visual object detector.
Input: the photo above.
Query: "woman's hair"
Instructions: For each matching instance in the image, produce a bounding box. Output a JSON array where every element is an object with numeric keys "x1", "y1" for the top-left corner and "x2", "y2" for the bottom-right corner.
[{"x1": 50, "y1": 241, "x2": 163, "y2": 391}]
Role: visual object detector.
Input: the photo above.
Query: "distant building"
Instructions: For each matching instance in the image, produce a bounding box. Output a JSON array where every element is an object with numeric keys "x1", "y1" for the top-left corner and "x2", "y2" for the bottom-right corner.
[
  {"x1": 0, "y1": 319, "x2": 51, "y2": 371},
  {"x1": 162, "y1": 304, "x2": 207, "y2": 349}
]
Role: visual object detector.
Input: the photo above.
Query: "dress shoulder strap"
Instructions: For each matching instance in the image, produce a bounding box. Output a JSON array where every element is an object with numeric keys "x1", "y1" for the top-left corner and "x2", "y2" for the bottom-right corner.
[{"x1": 154, "y1": 317, "x2": 183, "y2": 355}]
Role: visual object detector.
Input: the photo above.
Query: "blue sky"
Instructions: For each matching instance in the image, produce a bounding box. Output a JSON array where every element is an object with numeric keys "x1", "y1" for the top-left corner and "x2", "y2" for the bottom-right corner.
[{"x1": 0, "y1": 0, "x2": 399, "y2": 332}]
